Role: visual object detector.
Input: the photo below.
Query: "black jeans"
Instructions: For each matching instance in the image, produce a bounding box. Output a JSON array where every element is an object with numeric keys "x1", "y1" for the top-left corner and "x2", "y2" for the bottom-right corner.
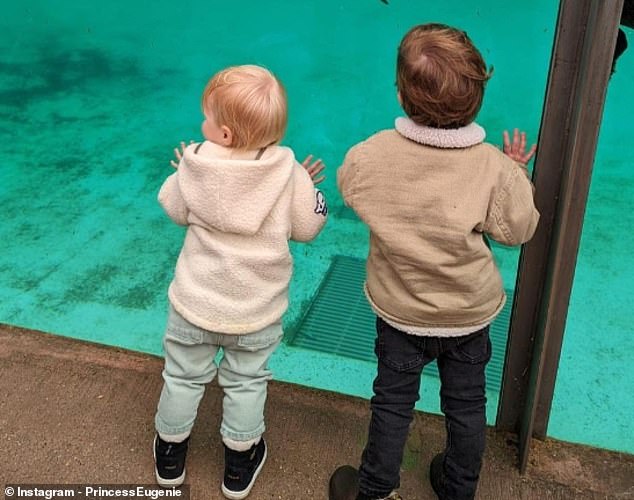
[{"x1": 358, "y1": 317, "x2": 491, "y2": 500}]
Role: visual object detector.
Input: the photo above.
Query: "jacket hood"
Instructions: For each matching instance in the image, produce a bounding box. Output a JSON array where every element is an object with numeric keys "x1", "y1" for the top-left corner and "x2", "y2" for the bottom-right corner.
[{"x1": 178, "y1": 143, "x2": 295, "y2": 235}]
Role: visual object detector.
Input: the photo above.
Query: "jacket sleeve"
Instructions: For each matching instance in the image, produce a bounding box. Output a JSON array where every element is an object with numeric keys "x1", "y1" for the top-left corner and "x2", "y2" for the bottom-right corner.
[
  {"x1": 158, "y1": 172, "x2": 189, "y2": 226},
  {"x1": 290, "y1": 164, "x2": 327, "y2": 242},
  {"x1": 336, "y1": 145, "x2": 360, "y2": 209},
  {"x1": 483, "y1": 162, "x2": 540, "y2": 246}
]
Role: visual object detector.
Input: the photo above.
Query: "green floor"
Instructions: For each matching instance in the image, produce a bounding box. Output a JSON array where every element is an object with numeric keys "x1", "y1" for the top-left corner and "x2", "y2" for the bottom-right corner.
[{"x1": 1, "y1": 1, "x2": 632, "y2": 454}]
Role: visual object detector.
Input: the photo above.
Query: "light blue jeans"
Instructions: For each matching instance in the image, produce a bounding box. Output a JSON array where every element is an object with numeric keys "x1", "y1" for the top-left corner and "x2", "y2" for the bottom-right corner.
[{"x1": 155, "y1": 305, "x2": 283, "y2": 444}]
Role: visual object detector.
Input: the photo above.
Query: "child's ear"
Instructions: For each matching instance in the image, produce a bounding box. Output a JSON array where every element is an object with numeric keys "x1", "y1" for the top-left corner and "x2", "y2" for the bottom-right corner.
[
  {"x1": 220, "y1": 125, "x2": 233, "y2": 147},
  {"x1": 397, "y1": 91, "x2": 403, "y2": 105}
]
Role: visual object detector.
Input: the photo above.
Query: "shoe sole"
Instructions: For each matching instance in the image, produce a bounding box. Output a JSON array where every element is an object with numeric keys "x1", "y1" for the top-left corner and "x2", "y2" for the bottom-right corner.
[
  {"x1": 153, "y1": 436, "x2": 186, "y2": 488},
  {"x1": 221, "y1": 444, "x2": 268, "y2": 500}
]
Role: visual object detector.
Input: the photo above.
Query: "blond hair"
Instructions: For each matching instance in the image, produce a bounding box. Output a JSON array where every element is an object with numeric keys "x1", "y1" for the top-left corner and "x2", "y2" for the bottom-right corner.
[
  {"x1": 397, "y1": 24, "x2": 492, "y2": 128},
  {"x1": 202, "y1": 65, "x2": 288, "y2": 149}
]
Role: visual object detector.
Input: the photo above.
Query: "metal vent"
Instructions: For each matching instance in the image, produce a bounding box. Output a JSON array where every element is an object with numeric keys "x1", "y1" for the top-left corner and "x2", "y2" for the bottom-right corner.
[{"x1": 290, "y1": 256, "x2": 512, "y2": 392}]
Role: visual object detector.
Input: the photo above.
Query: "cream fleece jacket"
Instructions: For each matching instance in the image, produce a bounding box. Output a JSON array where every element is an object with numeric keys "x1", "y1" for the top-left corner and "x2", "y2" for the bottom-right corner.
[
  {"x1": 338, "y1": 119, "x2": 539, "y2": 332},
  {"x1": 159, "y1": 141, "x2": 327, "y2": 334}
]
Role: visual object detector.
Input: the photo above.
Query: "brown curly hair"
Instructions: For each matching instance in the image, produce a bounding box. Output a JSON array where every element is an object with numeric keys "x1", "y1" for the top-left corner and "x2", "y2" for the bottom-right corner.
[{"x1": 397, "y1": 24, "x2": 492, "y2": 128}]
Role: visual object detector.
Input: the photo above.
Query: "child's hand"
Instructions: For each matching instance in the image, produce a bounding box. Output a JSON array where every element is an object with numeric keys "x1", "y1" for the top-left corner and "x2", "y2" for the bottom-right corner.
[
  {"x1": 301, "y1": 154, "x2": 326, "y2": 185},
  {"x1": 170, "y1": 141, "x2": 194, "y2": 169},
  {"x1": 503, "y1": 129, "x2": 537, "y2": 166}
]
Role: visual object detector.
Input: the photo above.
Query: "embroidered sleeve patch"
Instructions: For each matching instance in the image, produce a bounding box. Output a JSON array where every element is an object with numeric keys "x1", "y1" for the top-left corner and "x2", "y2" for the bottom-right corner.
[{"x1": 314, "y1": 190, "x2": 328, "y2": 216}]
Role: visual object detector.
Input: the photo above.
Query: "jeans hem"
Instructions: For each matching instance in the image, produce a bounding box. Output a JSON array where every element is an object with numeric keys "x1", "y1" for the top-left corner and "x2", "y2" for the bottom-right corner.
[
  {"x1": 220, "y1": 422, "x2": 266, "y2": 442},
  {"x1": 155, "y1": 414, "x2": 195, "y2": 437}
]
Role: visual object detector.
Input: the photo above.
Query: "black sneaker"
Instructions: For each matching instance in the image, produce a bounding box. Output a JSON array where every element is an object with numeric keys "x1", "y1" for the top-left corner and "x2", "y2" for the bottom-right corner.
[
  {"x1": 153, "y1": 434, "x2": 189, "y2": 488},
  {"x1": 329, "y1": 465, "x2": 359, "y2": 500},
  {"x1": 221, "y1": 438, "x2": 267, "y2": 499},
  {"x1": 329, "y1": 466, "x2": 403, "y2": 500},
  {"x1": 429, "y1": 453, "x2": 446, "y2": 499}
]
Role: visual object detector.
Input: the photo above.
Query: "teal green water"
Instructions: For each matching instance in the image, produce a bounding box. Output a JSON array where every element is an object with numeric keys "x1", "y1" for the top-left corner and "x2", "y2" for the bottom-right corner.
[{"x1": 1, "y1": 1, "x2": 631, "y2": 454}]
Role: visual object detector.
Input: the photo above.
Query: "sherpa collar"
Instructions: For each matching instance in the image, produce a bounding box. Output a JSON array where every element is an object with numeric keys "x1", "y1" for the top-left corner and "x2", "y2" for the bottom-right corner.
[{"x1": 395, "y1": 117, "x2": 486, "y2": 149}]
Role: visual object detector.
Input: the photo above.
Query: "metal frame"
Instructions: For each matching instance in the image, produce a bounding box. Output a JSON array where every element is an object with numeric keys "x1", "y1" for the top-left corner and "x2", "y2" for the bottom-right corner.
[{"x1": 496, "y1": 0, "x2": 624, "y2": 473}]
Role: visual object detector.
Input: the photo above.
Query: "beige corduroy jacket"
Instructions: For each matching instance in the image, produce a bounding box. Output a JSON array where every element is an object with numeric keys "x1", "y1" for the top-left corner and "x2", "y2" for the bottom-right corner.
[
  {"x1": 337, "y1": 118, "x2": 539, "y2": 333},
  {"x1": 159, "y1": 141, "x2": 327, "y2": 334}
]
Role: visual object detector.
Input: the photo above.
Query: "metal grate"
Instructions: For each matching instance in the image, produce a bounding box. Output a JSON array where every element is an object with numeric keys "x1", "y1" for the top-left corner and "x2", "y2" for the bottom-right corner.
[{"x1": 290, "y1": 256, "x2": 512, "y2": 393}]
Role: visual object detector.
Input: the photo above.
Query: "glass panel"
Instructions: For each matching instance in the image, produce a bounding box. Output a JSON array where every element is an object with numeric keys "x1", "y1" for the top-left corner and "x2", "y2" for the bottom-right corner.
[
  {"x1": 0, "y1": 1, "x2": 557, "y2": 419},
  {"x1": 548, "y1": 24, "x2": 634, "y2": 454}
]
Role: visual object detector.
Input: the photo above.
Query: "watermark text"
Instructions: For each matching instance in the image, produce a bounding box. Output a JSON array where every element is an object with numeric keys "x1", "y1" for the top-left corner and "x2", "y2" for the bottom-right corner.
[{"x1": 4, "y1": 485, "x2": 189, "y2": 500}]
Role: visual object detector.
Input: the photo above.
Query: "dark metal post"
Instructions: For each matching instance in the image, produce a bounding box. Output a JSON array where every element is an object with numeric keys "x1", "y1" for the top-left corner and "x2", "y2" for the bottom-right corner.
[{"x1": 495, "y1": 0, "x2": 624, "y2": 472}]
